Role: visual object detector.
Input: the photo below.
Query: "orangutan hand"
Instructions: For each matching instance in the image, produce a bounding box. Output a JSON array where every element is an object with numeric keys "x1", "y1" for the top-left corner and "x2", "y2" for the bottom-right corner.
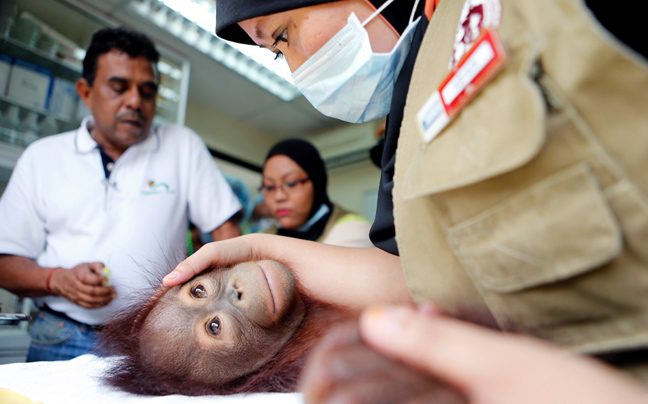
[
  {"x1": 50, "y1": 262, "x2": 116, "y2": 308},
  {"x1": 357, "y1": 304, "x2": 648, "y2": 404},
  {"x1": 299, "y1": 318, "x2": 468, "y2": 404}
]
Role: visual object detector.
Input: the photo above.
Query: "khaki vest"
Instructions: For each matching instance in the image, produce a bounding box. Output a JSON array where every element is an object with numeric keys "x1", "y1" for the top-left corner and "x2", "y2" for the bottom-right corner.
[{"x1": 394, "y1": 0, "x2": 648, "y2": 365}]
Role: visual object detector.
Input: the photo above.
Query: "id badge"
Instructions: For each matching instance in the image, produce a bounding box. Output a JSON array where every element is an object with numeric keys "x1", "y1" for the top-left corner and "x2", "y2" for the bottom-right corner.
[{"x1": 417, "y1": 28, "x2": 507, "y2": 144}]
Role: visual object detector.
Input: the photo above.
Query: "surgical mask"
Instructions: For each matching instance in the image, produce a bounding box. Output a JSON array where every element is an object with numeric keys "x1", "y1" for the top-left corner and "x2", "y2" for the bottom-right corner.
[{"x1": 291, "y1": 0, "x2": 421, "y2": 123}]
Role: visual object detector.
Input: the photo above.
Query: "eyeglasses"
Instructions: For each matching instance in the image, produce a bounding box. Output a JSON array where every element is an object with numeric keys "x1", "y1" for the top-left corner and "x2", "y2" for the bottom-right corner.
[{"x1": 259, "y1": 178, "x2": 310, "y2": 194}]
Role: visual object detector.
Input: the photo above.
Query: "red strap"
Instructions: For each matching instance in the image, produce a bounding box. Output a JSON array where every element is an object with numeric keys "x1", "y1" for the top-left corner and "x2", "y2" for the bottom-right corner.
[
  {"x1": 46, "y1": 267, "x2": 59, "y2": 296},
  {"x1": 425, "y1": 0, "x2": 441, "y2": 21}
]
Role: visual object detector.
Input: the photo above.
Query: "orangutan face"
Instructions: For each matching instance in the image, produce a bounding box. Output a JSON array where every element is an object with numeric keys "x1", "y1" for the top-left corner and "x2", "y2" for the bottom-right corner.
[{"x1": 139, "y1": 260, "x2": 305, "y2": 385}]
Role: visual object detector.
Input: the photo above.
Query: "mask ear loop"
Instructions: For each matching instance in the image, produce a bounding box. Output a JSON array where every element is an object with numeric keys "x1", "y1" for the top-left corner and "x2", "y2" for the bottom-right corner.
[
  {"x1": 362, "y1": 0, "x2": 396, "y2": 26},
  {"x1": 361, "y1": 0, "x2": 423, "y2": 27},
  {"x1": 409, "y1": 0, "x2": 422, "y2": 24}
]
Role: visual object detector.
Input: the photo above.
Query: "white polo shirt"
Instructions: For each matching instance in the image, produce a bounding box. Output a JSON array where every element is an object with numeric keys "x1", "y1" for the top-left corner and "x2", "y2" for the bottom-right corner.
[{"x1": 0, "y1": 117, "x2": 241, "y2": 325}]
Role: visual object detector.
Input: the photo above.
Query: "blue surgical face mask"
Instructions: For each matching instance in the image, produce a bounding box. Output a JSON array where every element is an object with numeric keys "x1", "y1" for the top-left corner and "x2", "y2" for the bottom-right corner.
[{"x1": 291, "y1": 0, "x2": 420, "y2": 123}]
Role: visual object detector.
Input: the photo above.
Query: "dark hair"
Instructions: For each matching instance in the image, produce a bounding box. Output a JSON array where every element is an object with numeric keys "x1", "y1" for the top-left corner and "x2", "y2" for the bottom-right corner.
[
  {"x1": 216, "y1": 0, "x2": 421, "y2": 45},
  {"x1": 265, "y1": 138, "x2": 330, "y2": 218},
  {"x1": 82, "y1": 27, "x2": 160, "y2": 86}
]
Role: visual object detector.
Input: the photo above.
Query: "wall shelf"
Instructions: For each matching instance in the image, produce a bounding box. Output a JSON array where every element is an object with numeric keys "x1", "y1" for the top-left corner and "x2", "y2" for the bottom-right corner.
[{"x1": 0, "y1": 95, "x2": 80, "y2": 125}]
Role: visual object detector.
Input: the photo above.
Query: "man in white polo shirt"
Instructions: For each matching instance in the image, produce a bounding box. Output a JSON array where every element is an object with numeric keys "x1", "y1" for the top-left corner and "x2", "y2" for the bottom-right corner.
[{"x1": 0, "y1": 28, "x2": 241, "y2": 361}]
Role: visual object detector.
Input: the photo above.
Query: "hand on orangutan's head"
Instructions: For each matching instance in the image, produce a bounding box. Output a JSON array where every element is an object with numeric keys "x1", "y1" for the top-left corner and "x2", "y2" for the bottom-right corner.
[
  {"x1": 299, "y1": 319, "x2": 468, "y2": 404},
  {"x1": 101, "y1": 259, "x2": 346, "y2": 396}
]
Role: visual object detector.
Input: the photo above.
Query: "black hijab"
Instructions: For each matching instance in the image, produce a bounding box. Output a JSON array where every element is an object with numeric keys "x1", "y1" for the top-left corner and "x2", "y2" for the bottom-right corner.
[
  {"x1": 265, "y1": 139, "x2": 333, "y2": 241},
  {"x1": 216, "y1": 0, "x2": 421, "y2": 44}
]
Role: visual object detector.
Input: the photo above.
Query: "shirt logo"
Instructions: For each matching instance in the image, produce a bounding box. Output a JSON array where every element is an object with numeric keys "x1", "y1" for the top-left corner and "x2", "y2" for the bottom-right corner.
[
  {"x1": 142, "y1": 180, "x2": 176, "y2": 195},
  {"x1": 449, "y1": 0, "x2": 502, "y2": 69}
]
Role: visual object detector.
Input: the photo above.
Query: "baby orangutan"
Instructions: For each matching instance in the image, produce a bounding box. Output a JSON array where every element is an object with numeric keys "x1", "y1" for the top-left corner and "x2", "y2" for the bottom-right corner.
[
  {"x1": 100, "y1": 260, "x2": 345, "y2": 395},
  {"x1": 100, "y1": 260, "x2": 471, "y2": 401}
]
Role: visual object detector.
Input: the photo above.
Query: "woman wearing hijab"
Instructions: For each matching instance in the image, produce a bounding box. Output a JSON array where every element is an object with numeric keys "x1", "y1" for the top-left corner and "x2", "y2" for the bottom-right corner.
[
  {"x1": 261, "y1": 139, "x2": 372, "y2": 247},
  {"x1": 165, "y1": 0, "x2": 648, "y2": 391}
]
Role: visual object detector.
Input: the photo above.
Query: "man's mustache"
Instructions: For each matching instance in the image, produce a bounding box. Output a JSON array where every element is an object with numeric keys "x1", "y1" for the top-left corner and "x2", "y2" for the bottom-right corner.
[{"x1": 116, "y1": 112, "x2": 146, "y2": 121}]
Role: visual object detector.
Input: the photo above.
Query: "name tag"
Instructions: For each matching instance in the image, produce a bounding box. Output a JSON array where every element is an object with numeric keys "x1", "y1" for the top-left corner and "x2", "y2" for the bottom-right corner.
[{"x1": 417, "y1": 28, "x2": 507, "y2": 144}]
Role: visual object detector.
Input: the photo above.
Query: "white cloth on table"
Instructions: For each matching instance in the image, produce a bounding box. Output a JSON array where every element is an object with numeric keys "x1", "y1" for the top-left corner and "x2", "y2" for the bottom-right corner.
[{"x1": 0, "y1": 354, "x2": 302, "y2": 404}]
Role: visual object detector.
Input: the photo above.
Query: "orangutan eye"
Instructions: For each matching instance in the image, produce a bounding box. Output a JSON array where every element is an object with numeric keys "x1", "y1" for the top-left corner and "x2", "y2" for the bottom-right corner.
[
  {"x1": 207, "y1": 317, "x2": 221, "y2": 336},
  {"x1": 191, "y1": 284, "x2": 207, "y2": 299}
]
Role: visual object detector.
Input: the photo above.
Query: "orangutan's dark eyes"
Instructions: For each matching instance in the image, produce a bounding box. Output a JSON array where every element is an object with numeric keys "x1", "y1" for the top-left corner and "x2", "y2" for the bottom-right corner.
[
  {"x1": 207, "y1": 317, "x2": 221, "y2": 336},
  {"x1": 191, "y1": 285, "x2": 207, "y2": 299}
]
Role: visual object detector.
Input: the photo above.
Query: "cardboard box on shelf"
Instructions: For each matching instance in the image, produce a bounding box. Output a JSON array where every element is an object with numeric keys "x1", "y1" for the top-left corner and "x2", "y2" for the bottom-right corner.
[
  {"x1": 6, "y1": 59, "x2": 51, "y2": 110},
  {"x1": 0, "y1": 53, "x2": 12, "y2": 97},
  {"x1": 47, "y1": 77, "x2": 78, "y2": 119}
]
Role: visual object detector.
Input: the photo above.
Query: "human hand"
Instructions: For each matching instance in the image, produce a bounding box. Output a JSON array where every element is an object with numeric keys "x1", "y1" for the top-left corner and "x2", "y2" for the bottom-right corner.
[
  {"x1": 49, "y1": 262, "x2": 116, "y2": 308},
  {"x1": 163, "y1": 233, "x2": 271, "y2": 286},
  {"x1": 356, "y1": 304, "x2": 648, "y2": 404},
  {"x1": 300, "y1": 317, "x2": 467, "y2": 404}
]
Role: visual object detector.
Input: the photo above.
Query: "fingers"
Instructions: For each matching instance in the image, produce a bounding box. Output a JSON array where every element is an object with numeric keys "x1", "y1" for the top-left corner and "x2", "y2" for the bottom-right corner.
[
  {"x1": 52, "y1": 264, "x2": 116, "y2": 308},
  {"x1": 70, "y1": 283, "x2": 115, "y2": 308},
  {"x1": 78, "y1": 262, "x2": 105, "y2": 285},
  {"x1": 163, "y1": 248, "x2": 210, "y2": 286},
  {"x1": 359, "y1": 305, "x2": 648, "y2": 404},
  {"x1": 75, "y1": 263, "x2": 116, "y2": 307},
  {"x1": 73, "y1": 290, "x2": 115, "y2": 308},
  {"x1": 300, "y1": 319, "x2": 467, "y2": 404},
  {"x1": 163, "y1": 235, "x2": 262, "y2": 286},
  {"x1": 359, "y1": 306, "x2": 519, "y2": 393}
]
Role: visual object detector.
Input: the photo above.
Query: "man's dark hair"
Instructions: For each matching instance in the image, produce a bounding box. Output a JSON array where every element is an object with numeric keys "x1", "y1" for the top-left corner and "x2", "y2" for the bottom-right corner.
[{"x1": 82, "y1": 27, "x2": 160, "y2": 86}]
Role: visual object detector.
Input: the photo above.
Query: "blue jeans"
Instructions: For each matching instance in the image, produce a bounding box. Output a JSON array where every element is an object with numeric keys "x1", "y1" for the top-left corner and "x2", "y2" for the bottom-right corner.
[{"x1": 26, "y1": 309, "x2": 101, "y2": 362}]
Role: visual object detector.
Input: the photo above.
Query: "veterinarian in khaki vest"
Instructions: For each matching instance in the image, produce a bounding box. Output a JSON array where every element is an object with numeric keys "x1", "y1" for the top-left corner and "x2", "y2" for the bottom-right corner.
[
  {"x1": 395, "y1": 0, "x2": 648, "y2": 379},
  {"x1": 168, "y1": 0, "x2": 648, "y2": 383}
]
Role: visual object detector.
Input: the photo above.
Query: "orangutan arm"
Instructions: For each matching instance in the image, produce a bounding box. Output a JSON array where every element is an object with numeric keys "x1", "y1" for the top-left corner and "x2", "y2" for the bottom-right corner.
[
  {"x1": 164, "y1": 233, "x2": 412, "y2": 310},
  {"x1": 300, "y1": 316, "x2": 468, "y2": 404}
]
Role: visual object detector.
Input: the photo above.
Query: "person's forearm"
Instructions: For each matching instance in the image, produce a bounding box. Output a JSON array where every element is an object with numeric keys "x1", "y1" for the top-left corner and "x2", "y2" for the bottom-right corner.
[
  {"x1": 166, "y1": 233, "x2": 414, "y2": 310},
  {"x1": 211, "y1": 218, "x2": 241, "y2": 241},
  {"x1": 0, "y1": 254, "x2": 55, "y2": 297},
  {"x1": 258, "y1": 235, "x2": 413, "y2": 310}
]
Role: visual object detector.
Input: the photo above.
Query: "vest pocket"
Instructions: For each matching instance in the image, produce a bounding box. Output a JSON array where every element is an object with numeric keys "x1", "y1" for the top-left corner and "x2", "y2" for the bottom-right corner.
[
  {"x1": 448, "y1": 163, "x2": 621, "y2": 292},
  {"x1": 446, "y1": 163, "x2": 623, "y2": 332}
]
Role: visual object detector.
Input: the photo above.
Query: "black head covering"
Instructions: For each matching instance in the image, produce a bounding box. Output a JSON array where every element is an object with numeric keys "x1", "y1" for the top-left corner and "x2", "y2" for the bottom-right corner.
[
  {"x1": 216, "y1": 0, "x2": 421, "y2": 45},
  {"x1": 264, "y1": 139, "x2": 332, "y2": 241}
]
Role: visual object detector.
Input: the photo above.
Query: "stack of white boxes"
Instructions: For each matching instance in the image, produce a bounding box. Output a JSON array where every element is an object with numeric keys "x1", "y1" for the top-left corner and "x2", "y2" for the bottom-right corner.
[
  {"x1": 47, "y1": 77, "x2": 77, "y2": 119},
  {"x1": 5, "y1": 59, "x2": 52, "y2": 110},
  {"x1": 0, "y1": 53, "x2": 80, "y2": 145}
]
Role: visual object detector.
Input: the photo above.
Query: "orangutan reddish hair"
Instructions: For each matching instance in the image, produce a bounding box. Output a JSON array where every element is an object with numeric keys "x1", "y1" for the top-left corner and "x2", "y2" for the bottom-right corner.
[
  {"x1": 299, "y1": 319, "x2": 469, "y2": 404},
  {"x1": 99, "y1": 260, "x2": 349, "y2": 396}
]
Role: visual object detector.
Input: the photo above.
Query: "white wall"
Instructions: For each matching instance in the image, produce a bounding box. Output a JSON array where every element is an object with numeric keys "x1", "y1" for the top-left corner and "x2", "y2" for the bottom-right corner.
[
  {"x1": 184, "y1": 98, "x2": 275, "y2": 208},
  {"x1": 327, "y1": 159, "x2": 381, "y2": 221},
  {"x1": 307, "y1": 120, "x2": 381, "y2": 160},
  {"x1": 307, "y1": 120, "x2": 384, "y2": 221},
  {"x1": 184, "y1": 98, "x2": 278, "y2": 166}
]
